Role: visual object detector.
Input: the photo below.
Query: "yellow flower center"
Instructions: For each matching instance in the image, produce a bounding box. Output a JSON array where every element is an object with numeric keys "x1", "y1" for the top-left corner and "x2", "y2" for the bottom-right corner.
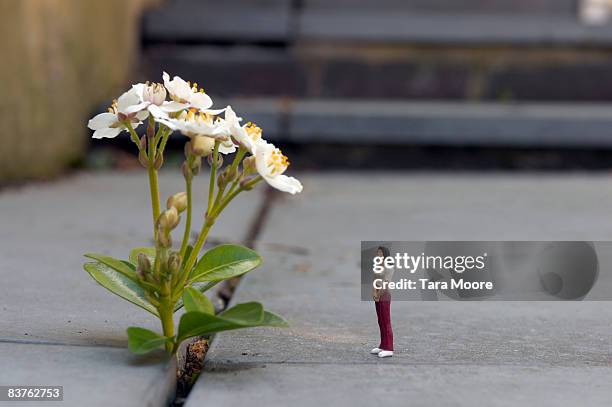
[
  {"x1": 267, "y1": 147, "x2": 289, "y2": 175},
  {"x1": 245, "y1": 122, "x2": 262, "y2": 142},
  {"x1": 107, "y1": 99, "x2": 119, "y2": 114},
  {"x1": 181, "y1": 108, "x2": 214, "y2": 125},
  {"x1": 188, "y1": 81, "x2": 206, "y2": 94}
]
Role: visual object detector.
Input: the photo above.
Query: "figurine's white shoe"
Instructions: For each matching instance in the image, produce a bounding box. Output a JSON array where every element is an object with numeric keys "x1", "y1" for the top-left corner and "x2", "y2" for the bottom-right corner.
[
  {"x1": 370, "y1": 347, "x2": 382, "y2": 354},
  {"x1": 378, "y1": 350, "x2": 394, "y2": 358}
]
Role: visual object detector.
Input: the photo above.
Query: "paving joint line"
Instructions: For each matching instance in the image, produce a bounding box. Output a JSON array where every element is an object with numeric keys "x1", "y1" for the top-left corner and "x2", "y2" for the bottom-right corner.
[
  {"x1": 0, "y1": 337, "x2": 126, "y2": 349},
  {"x1": 204, "y1": 360, "x2": 612, "y2": 369}
]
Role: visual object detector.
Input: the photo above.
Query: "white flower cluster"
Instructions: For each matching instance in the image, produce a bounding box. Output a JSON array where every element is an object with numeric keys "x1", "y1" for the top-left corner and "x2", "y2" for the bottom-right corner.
[{"x1": 88, "y1": 72, "x2": 302, "y2": 194}]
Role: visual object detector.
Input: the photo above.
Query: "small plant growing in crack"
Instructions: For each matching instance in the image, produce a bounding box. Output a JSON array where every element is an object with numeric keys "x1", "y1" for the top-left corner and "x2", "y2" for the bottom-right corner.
[{"x1": 83, "y1": 72, "x2": 302, "y2": 355}]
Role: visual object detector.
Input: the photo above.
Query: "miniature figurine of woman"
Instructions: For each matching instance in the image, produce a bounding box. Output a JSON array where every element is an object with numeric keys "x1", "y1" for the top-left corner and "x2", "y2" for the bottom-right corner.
[{"x1": 371, "y1": 246, "x2": 394, "y2": 358}]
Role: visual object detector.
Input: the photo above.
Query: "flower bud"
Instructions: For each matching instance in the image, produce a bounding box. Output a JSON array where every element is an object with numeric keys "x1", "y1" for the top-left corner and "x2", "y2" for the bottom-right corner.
[
  {"x1": 242, "y1": 155, "x2": 256, "y2": 174},
  {"x1": 192, "y1": 135, "x2": 215, "y2": 156},
  {"x1": 138, "y1": 150, "x2": 149, "y2": 168},
  {"x1": 217, "y1": 171, "x2": 226, "y2": 188},
  {"x1": 167, "y1": 192, "x2": 188, "y2": 212},
  {"x1": 240, "y1": 178, "x2": 255, "y2": 191},
  {"x1": 182, "y1": 161, "x2": 192, "y2": 179},
  {"x1": 158, "y1": 207, "x2": 180, "y2": 230},
  {"x1": 207, "y1": 152, "x2": 223, "y2": 167},
  {"x1": 184, "y1": 141, "x2": 193, "y2": 158},
  {"x1": 191, "y1": 156, "x2": 202, "y2": 175},
  {"x1": 225, "y1": 167, "x2": 239, "y2": 183},
  {"x1": 137, "y1": 253, "x2": 151, "y2": 274},
  {"x1": 143, "y1": 82, "x2": 167, "y2": 106},
  {"x1": 167, "y1": 252, "x2": 181, "y2": 275},
  {"x1": 139, "y1": 135, "x2": 147, "y2": 150},
  {"x1": 157, "y1": 230, "x2": 172, "y2": 248},
  {"x1": 154, "y1": 153, "x2": 164, "y2": 170}
]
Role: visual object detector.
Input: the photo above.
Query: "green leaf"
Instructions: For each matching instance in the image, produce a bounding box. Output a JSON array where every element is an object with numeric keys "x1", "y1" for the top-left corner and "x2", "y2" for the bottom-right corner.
[
  {"x1": 129, "y1": 247, "x2": 157, "y2": 267},
  {"x1": 85, "y1": 253, "x2": 138, "y2": 281},
  {"x1": 183, "y1": 287, "x2": 215, "y2": 314},
  {"x1": 189, "y1": 244, "x2": 261, "y2": 283},
  {"x1": 177, "y1": 302, "x2": 263, "y2": 342},
  {"x1": 174, "y1": 282, "x2": 217, "y2": 312},
  {"x1": 218, "y1": 302, "x2": 264, "y2": 323},
  {"x1": 262, "y1": 310, "x2": 289, "y2": 327},
  {"x1": 84, "y1": 261, "x2": 159, "y2": 316},
  {"x1": 176, "y1": 302, "x2": 287, "y2": 343},
  {"x1": 127, "y1": 327, "x2": 169, "y2": 354},
  {"x1": 177, "y1": 312, "x2": 243, "y2": 342}
]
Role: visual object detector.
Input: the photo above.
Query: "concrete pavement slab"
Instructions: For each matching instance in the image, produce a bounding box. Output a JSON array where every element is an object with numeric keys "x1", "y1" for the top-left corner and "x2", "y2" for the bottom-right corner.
[
  {"x1": 197, "y1": 364, "x2": 612, "y2": 407},
  {"x1": 0, "y1": 170, "x2": 262, "y2": 345},
  {"x1": 0, "y1": 170, "x2": 264, "y2": 406},
  {"x1": 259, "y1": 172, "x2": 612, "y2": 245},
  {"x1": 187, "y1": 173, "x2": 612, "y2": 407},
  {"x1": 0, "y1": 342, "x2": 173, "y2": 407}
]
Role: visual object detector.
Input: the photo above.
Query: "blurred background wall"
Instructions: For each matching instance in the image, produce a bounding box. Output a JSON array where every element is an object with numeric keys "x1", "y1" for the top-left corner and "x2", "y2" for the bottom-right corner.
[{"x1": 0, "y1": 0, "x2": 159, "y2": 183}]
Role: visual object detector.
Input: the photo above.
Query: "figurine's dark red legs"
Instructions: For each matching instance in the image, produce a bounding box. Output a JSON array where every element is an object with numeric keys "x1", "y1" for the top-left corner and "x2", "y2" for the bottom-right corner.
[{"x1": 375, "y1": 290, "x2": 394, "y2": 351}]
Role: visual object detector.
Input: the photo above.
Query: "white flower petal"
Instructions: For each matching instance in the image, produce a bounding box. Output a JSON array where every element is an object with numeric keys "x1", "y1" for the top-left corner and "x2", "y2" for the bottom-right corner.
[
  {"x1": 163, "y1": 72, "x2": 191, "y2": 101},
  {"x1": 264, "y1": 174, "x2": 303, "y2": 194},
  {"x1": 88, "y1": 112, "x2": 117, "y2": 130},
  {"x1": 116, "y1": 88, "x2": 140, "y2": 113},
  {"x1": 218, "y1": 140, "x2": 237, "y2": 155},
  {"x1": 189, "y1": 92, "x2": 213, "y2": 111},
  {"x1": 92, "y1": 127, "x2": 122, "y2": 139},
  {"x1": 254, "y1": 141, "x2": 275, "y2": 176},
  {"x1": 123, "y1": 101, "x2": 150, "y2": 115},
  {"x1": 135, "y1": 110, "x2": 150, "y2": 121},
  {"x1": 132, "y1": 83, "x2": 146, "y2": 101},
  {"x1": 156, "y1": 116, "x2": 182, "y2": 131},
  {"x1": 225, "y1": 105, "x2": 241, "y2": 123},
  {"x1": 149, "y1": 104, "x2": 170, "y2": 121},
  {"x1": 204, "y1": 107, "x2": 226, "y2": 115},
  {"x1": 160, "y1": 101, "x2": 189, "y2": 112}
]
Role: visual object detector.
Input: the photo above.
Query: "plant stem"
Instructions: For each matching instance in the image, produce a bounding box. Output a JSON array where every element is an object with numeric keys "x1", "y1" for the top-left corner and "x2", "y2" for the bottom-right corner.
[
  {"x1": 148, "y1": 165, "x2": 161, "y2": 232},
  {"x1": 212, "y1": 176, "x2": 262, "y2": 218},
  {"x1": 157, "y1": 127, "x2": 172, "y2": 157},
  {"x1": 153, "y1": 121, "x2": 166, "y2": 145},
  {"x1": 159, "y1": 298, "x2": 175, "y2": 353},
  {"x1": 147, "y1": 118, "x2": 156, "y2": 159},
  {"x1": 124, "y1": 121, "x2": 141, "y2": 147},
  {"x1": 211, "y1": 147, "x2": 247, "y2": 212},
  {"x1": 207, "y1": 141, "x2": 220, "y2": 214},
  {"x1": 179, "y1": 175, "x2": 192, "y2": 259},
  {"x1": 126, "y1": 120, "x2": 162, "y2": 234},
  {"x1": 175, "y1": 148, "x2": 254, "y2": 291},
  {"x1": 176, "y1": 219, "x2": 214, "y2": 290}
]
